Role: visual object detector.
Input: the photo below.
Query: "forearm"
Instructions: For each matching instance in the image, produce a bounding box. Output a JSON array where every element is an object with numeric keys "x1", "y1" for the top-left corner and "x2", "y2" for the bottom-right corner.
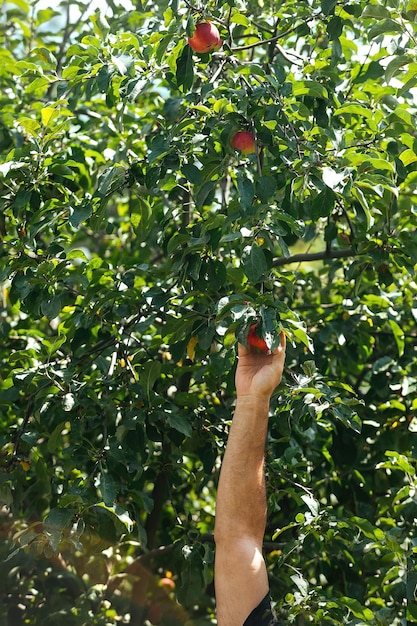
[
  {"x1": 214, "y1": 339, "x2": 285, "y2": 625},
  {"x1": 215, "y1": 395, "x2": 271, "y2": 544}
]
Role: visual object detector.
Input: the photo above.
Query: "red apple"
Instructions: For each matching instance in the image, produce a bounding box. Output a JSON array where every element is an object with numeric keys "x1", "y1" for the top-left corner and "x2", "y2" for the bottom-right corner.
[
  {"x1": 188, "y1": 22, "x2": 222, "y2": 54},
  {"x1": 231, "y1": 131, "x2": 257, "y2": 155},
  {"x1": 247, "y1": 323, "x2": 269, "y2": 352}
]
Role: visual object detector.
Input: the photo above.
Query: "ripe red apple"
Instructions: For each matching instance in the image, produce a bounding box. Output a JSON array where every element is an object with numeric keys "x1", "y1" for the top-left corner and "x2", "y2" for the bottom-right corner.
[
  {"x1": 247, "y1": 323, "x2": 269, "y2": 352},
  {"x1": 188, "y1": 22, "x2": 222, "y2": 53},
  {"x1": 231, "y1": 131, "x2": 257, "y2": 155}
]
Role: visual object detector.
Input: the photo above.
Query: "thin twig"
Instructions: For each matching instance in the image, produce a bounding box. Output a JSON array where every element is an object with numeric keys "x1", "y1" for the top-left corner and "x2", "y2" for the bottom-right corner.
[
  {"x1": 56, "y1": 1, "x2": 94, "y2": 73},
  {"x1": 231, "y1": 15, "x2": 319, "y2": 52}
]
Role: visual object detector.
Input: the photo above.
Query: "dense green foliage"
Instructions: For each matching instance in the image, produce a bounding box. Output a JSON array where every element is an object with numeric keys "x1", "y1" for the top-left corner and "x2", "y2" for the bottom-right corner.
[{"x1": 1, "y1": 0, "x2": 416, "y2": 623}]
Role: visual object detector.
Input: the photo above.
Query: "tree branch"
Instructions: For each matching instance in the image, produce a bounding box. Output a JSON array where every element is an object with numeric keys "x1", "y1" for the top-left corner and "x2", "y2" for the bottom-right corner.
[
  {"x1": 230, "y1": 15, "x2": 318, "y2": 52},
  {"x1": 273, "y1": 247, "x2": 355, "y2": 267},
  {"x1": 56, "y1": 1, "x2": 94, "y2": 73}
]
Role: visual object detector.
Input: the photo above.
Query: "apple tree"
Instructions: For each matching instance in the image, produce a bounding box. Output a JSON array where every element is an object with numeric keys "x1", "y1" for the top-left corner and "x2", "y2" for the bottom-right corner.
[{"x1": 0, "y1": 0, "x2": 416, "y2": 624}]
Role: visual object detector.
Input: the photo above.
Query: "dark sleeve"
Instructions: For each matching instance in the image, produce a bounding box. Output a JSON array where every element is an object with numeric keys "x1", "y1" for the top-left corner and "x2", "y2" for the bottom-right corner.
[{"x1": 242, "y1": 594, "x2": 280, "y2": 626}]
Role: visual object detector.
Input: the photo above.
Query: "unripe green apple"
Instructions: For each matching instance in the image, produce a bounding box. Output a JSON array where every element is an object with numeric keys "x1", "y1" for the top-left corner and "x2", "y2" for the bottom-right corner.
[{"x1": 188, "y1": 22, "x2": 222, "y2": 53}]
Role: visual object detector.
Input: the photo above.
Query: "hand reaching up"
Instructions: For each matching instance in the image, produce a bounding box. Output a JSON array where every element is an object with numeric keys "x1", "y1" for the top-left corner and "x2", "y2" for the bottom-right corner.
[{"x1": 235, "y1": 331, "x2": 286, "y2": 400}]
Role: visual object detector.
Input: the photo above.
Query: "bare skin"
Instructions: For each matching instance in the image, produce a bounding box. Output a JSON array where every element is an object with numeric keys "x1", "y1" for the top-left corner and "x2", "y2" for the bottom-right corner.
[{"x1": 214, "y1": 333, "x2": 286, "y2": 626}]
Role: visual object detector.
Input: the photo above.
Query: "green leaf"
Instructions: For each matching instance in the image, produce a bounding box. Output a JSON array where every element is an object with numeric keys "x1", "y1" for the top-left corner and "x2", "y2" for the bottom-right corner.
[
  {"x1": 148, "y1": 135, "x2": 170, "y2": 163},
  {"x1": 99, "y1": 472, "x2": 117, "y2": 506},
  {"x1": 182, "y1": 162, "x2": 203, "y2": 185},
  {"x1": 399, "y1": 148, "x2": 417, "y2": 166},
  {"x1": 196, "y1": 180, "x2": 216, "y2": 208},
  {"x1": 243, "y1": 245, "x2": 268, "y2": 282},
  {"x1": 155, "y1": 33, "x2": 174, "y2": 63},
  {"x1": 383, "y1": 451, "x2": 415, "y2": 475},
  {"x1": 385, "y1": 55, "x2": 413, "y2": 83},
  {"x1": 47, "y1": 422, "x2": 65, "y2": 454},
  {"x1": 327, "y1": 16, "x2": 343, "y2": 40},
  {"x1": 41, "y1": 294, "x2": 62, "y2": 320},
  {"x1": 134, "y1": 196, "x2": 153, "y2": 238},
  {"x1": 292, "y1": 80, "x2": 328, "y2": 98},
  {"x1": 321, "y1": 0, "x2": 337, "y2": 14},
  {"x1": 44, "y1": 508, "x2": 75, "y2": 532},
  {"x1": 207, "y1": 259, "x2": 227, "y2": 288},
  {"x1": 352, "y1": 186, "x2": 372, "y2": 227},
  {"x1": 362, "y1": 4, "x2": 391, "y2": 19},
  {"x1": 237, "y1": 174, "x2": 254, "y2": 209},
  {"x1": 166, "y1": 412, "x2": 192, "y2": 437},
  {"x1": 290, "y1": 572, "x2": 309, "y2": 596},
  {"x1": 141, "y1": 360, "x2": 162, "y2": 401},
  {"x1": 111, "y1": 54, "x2": 134, "y2": 76},
  {"x1": 69, "y1": 202, "x2": 93, "y2": 227},
  {"x1": 44, "y1": 508, "x2": 76, "y2": 551},
  {"x1": 407, "y1": 603, "x2": 417, "y2": 621},
  {"x1": 312, "y1": 186, "x2": 336, "y2": 218},
  {"x1": 8, "y1": 0, "x2": 30, "y2": 11},
  {"x1": 126, "y1": 78, "x2": 150, "y2": 101},
  {"x1": 368, "y1": 19, "x2": 403, "y2": 39},
  {"x1": 372, "y1": 356, "x2": 394, "y2": 373},
  {"x1": 286, "y1": 317, "x2": 314, "y2": 352},
  {"x1": 255, "y1": 176, "x2": 277, "y2": 202},
  {"x1": 388, "y1": 319, "x2": 405, "y2": 356},
  {"x1": 334, "y1": 103, "x2": 374, "y2": 119},
  {"x1": 340, "y1": 596, "x2": 376, "y2": 620},
  {"x1": 96, "y1": 64, "x2": 113, "y2": 93},
  {"x1": 0, "y1": 484, "x2": 13, "y2": 507},
  {"x1": 350, "y1": 516, "x2": 385, "y2": 541},
  {"x1": 94, "y1": 503, "x2": 134, "y2": 534},
  {"x1": 66, "y1": 249, "x2": 89, "y2": 262},
  {"x1": 96, "y1": 166, "x2": 126, "y2": 198},
  {"x1": 176, "y1": 46, "x2": 194, "y2": 91},
  {"x1": 300, "y1": 494, "x2": 320, "y2": 517},
  {"x1": 259, "y1": 305, "x2": 280, "y2": 350},
  {"x1": 230, "y1": 11, "x2": 250, "y2": 25},
  {"x1": 41, "y1": 106, "x2": 58, "y2": 127},
  {"x1": 2, "y1": 1, "x2": 416, "y2": 620},
  {"x1": 331, "y1": 402, "x2": 362, "y2": 433},
  {"x1": 91, "y1": 10, "x2": 110, "y2": 36}
]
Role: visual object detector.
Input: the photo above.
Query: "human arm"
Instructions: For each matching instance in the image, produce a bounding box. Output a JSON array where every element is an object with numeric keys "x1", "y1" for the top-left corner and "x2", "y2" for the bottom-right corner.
[{"x1": 214, "y1": 333, "x2": 286, "y2": 626}]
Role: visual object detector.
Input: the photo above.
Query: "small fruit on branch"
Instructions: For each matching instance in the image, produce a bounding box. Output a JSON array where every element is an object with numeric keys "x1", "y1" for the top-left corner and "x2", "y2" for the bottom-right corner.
[
  {"x1": 188, "y1": 22, "x2": 222, "y2": 53},
  {"x1": 231, "y1": 131, "x2": 257, "y2": 155}
]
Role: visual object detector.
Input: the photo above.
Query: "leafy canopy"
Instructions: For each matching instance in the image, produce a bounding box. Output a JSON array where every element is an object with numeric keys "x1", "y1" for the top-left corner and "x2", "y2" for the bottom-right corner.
[{"x1": 0, "y1": 0, "x2": 416, "y2": 624}]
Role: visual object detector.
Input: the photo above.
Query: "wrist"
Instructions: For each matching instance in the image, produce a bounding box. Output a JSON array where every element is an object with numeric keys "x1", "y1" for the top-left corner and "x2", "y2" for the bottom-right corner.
[{"x1": 235, "y1": 393, "x2": 272, "y2": 405}]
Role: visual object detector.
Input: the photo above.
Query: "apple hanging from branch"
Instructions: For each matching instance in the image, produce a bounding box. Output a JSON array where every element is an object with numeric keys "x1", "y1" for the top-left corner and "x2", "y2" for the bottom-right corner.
[
  {"x1": 231, "y1": 130, "x2": 257, "y2": 155},
  {"x1": 188, "y1": 22, "x2": 222, "y2": 54}
]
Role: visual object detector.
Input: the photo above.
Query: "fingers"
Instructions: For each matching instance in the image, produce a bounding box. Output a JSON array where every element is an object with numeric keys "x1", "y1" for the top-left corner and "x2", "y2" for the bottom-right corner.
[
  {"x1": 237, "y1": 342, "x2": 250, "y2": 358},
  {"x1": 272, "y1": 330, "x2": 286, "y2": 354}
]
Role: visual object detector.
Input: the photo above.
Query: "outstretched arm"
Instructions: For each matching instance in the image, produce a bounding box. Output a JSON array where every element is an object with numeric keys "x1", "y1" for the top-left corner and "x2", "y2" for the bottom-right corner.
[{"x1": 214, "y1": 334, "x2": 286, "y2": 626}]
